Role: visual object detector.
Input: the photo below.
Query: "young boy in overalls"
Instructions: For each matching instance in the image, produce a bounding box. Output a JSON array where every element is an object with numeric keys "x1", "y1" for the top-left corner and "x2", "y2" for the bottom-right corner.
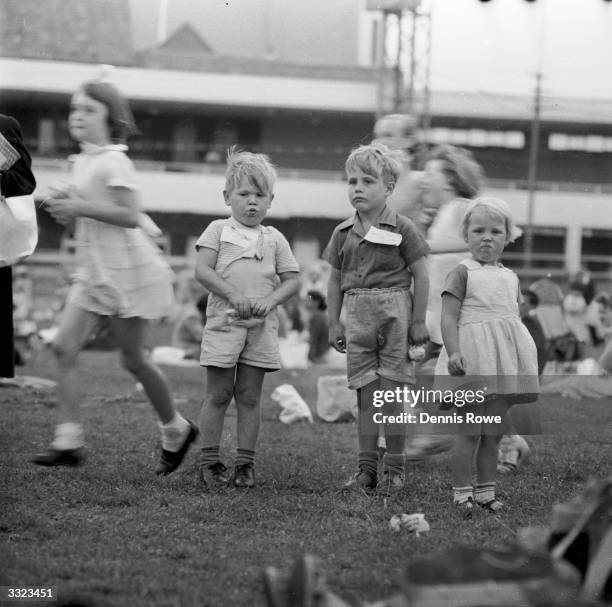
[
  {"x1": 326, "y1": 144, "x2": 430, "y2": 495},
  {"x1": 195, "y1": 148, "x2": 300, "y2": 489}
]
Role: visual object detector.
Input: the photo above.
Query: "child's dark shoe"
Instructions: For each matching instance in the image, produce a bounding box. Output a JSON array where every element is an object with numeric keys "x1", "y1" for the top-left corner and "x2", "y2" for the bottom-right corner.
[
  {"x1": 199, "y1": 461, "x2": 229, "y2": 489},
  {"x1": 31, "y1": 448, "x2": 84, "y2": 467},
  {"x1": 156, "y1": 420, "x2": 198, "y2": 476},
  {"x1": 342, "y1": 468, "x2": 378, "y2": 493},
  {"x1": 231, "y1": 463, "x2": 255, "y2": 488},
  {"x1": 477, "y1": 498, "x2": 504, "y2": 513},
  {"x1": 454, "y1": 497, "x2": 474, "y2": 519},
  {"x1": 375, "y1": 468, "x2": 405, "y2": 497}
]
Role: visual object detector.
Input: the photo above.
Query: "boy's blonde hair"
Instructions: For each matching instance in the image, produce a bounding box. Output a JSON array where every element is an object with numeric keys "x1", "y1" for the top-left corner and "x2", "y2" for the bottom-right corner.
[
  {"x1": 224, "y1": 146, "x2": 277, "y2": 195},
  {"x1": 345, "y1": 143, "x2": 403, "y2": 188},
  {"x1": 461, "y1": 196, "x2": 521, "y2": 244}
]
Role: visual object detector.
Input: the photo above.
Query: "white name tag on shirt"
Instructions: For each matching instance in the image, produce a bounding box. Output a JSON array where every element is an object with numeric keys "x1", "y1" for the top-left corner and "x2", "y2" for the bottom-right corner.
[{"x1": 364, "y1": 226, "x2": 402, "y2": 246}]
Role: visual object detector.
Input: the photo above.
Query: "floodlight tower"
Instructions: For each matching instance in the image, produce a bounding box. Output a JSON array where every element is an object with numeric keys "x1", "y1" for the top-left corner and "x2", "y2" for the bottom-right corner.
[{"x1": 366, "y1": 0, "x2": 432, "y2": 136}]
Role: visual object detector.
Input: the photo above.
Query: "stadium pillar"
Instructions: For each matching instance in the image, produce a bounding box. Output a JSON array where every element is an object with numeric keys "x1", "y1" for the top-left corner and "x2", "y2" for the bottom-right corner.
[{"x1": 524, "y1": 70, "x2": 542, "y2": 269}]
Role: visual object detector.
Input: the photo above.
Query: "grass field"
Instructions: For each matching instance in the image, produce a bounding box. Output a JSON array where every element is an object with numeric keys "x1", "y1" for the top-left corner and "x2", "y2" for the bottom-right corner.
[{"x1": 1, "y1": 328, "x2": 611, "y2": 607}]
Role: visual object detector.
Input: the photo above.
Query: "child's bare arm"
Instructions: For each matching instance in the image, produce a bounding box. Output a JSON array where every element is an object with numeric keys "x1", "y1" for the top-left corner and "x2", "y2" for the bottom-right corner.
[
  {"x1": 45, "y1": 185, "x2": 139, "y2": 228},
  {"x1": 327, "y1": 267, "x2": 346, "y2": 352},
  {"x1": 250, "y1": 272, "x2": 300, "y2": 317},
  {"x1": 440, "y1": 293, "x2": 465, "y2": 375},
  {"x1": 194, "y1": 247, "x2": 252, "y2": 318},
  {"x1": 427, "y1": 236, "x2": 469, "y2": 255},
  {"x1": 408, "y1": 256, "x2": 429, "y2": 345}
]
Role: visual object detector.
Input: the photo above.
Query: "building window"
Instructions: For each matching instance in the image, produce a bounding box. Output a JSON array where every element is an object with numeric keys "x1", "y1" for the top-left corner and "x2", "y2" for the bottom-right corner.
[
  {"x1": 582, "y1": 228, "x2": 612, "y2": 274},
  {"x1": 548, "y1": 133, "x2": 612, "y2": 153},
  {"x1": 429, "y1": 127, "x2": 525, "y2": 149},
  {"x1": 503, "y1": 226, "x2": 567, "y2": 270}
]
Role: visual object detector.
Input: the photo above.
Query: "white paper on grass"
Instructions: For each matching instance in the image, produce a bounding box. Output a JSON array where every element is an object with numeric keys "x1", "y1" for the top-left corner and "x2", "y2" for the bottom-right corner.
[
  {"x1": 271, "y1": 384, "x2": 313, "y2": 424},
  {"x1": 389, "y1": 513, "x2": 430, "y2": 536}
]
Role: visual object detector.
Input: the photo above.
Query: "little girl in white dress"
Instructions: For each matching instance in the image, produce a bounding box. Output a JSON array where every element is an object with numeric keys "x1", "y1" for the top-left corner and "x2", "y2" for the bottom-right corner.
[{"x1": 435, "y1": 197, "x2": 540, "y2": 517}]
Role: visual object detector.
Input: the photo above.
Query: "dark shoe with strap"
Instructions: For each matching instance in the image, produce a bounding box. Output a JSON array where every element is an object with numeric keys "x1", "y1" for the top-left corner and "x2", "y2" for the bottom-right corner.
[
  {"x1": 199, "y1": 461, "x2": 229, "y2": 489},
  {"x1": 31, "y1": 448, "x2": 84, "y2": 467},
  {"x1": 342, "y1": 468, "x2": 378, "y2": 494},
  {"x1": 455, "y1": 496, "x2": 475, "y2": 519},
  {"x1": 156, "y1": 420, "x2": 198, "y2": 476},
  {"x1": 478, "y1": 498, "x2": 504, "y2": 513},
  {"x1": 232, "y1": 463, "x2": 255, "y2": 488},
  {"x1": 375, "y1": 468, "x2": 405, "y2": 497}
]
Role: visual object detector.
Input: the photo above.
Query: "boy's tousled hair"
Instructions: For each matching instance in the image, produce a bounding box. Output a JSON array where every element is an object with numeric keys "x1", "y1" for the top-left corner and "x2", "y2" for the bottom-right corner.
[
  {"x1": 427, "y1": 144, "x2": 484, "y2": 199},
  {"x1": 344, "y1": 143, "x2": 403, "y2": 187},
  {"x1": 461, "y1": 196, "x2": 521, "y2": 244},
  {"x1": 224, "y1": 146, "x2": 277, "y2": 195}
]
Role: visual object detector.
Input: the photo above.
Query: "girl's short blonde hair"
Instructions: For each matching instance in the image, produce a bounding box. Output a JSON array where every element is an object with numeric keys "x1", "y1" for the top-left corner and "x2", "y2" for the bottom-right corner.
[
  {"x1": 224, "y1": 146, "x2": 277, "y2": 195},
  {"x1": 461, "y1": 196, "x2": 521, "y2": 244},
  {"x1": 345, "y1": 143, "x2": 403, "y2": 187}
]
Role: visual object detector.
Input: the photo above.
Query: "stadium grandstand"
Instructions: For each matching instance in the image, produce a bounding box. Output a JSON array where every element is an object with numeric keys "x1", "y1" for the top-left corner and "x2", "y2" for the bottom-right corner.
[{"x1": 1, "y1": 0, "x2": 610, "y2": 284}]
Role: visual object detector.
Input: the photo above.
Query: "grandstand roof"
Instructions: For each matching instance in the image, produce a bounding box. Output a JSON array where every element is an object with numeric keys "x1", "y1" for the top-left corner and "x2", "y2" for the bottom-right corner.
[
  {"x1": 1, "y1": 0, "x2": 610, "y2": 124},
  {"x1": 429, "y1": 90, "x2": 612, "y2": 126}
]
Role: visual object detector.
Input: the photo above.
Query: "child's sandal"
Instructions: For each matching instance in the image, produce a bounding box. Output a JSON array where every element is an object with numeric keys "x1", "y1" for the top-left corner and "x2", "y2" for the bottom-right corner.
[
  {"x1": 455, "y1": 497, "x2": 474, "y2": 519},
  {"x1": 497, "y1": 462, "x2": 517, "y2": 475},
  {"x1": 478, "y1": 499, "x2": 503, "y2": 513}
]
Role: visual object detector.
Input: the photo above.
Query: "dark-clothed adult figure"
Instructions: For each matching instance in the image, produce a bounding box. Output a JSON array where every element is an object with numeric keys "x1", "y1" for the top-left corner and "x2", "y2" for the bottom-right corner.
[{"x1": 0, "y1": 115, "x2": 36, "y2": 378}]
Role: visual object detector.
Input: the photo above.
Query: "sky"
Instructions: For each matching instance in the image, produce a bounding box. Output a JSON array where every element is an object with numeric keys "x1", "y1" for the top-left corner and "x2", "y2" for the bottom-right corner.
[
  {"x1": 129, "y1": 0, "x2": 612, "y2": 100},
  {"x1": 427, "y1": 0, "x2": 612, "y2": 99}
]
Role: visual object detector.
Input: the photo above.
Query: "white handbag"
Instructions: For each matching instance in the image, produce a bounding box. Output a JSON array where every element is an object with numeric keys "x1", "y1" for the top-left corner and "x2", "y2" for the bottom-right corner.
[{"x1": 0, "y1": 194, "x2": 38, "y2": 267}]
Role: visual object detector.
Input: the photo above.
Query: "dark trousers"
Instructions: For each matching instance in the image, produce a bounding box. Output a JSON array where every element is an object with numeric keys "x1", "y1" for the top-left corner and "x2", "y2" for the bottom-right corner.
[{"x1": 0, "y1": 266, "x2": 15, "y2": 378}]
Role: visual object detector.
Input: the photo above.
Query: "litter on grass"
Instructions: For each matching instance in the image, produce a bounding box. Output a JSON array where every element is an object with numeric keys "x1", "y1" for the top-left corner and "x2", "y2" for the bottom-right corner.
[{"x1": 389, "y1": 513, "x2": 430, "y2": 536}]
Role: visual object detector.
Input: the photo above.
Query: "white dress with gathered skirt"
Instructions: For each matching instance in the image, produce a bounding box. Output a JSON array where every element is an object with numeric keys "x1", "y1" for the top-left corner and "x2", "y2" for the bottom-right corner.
[{"x1": 435, "y1": 258, "x2": 540, "y2": 403}]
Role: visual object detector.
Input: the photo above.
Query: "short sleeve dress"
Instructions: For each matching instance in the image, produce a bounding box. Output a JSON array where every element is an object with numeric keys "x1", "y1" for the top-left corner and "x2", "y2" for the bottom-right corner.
[
  {"x1": 66, "y1": 144, "x2": 174, "y2": 319},
  {"x1": 435, "y1": 258, "x2": 540, "y2": 404}
]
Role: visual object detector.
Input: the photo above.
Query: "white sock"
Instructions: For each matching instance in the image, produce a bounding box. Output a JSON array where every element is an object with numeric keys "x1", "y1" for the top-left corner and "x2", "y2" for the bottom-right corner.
[
  {"x1": 50, "y1": 423, "x2": 84, "y2": 450},
  {"x1": 159, "y1": 413, "x2": 190, "y2": 452}
]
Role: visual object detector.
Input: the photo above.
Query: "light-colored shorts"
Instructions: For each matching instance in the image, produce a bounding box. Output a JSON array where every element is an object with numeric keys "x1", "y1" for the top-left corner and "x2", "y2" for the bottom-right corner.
[
  {"x1": 200, "y1": 299, "x2": 281, "y2": 370},
  {"x1": 345, "y1": 287, "x2": 414, "y2": 390}
]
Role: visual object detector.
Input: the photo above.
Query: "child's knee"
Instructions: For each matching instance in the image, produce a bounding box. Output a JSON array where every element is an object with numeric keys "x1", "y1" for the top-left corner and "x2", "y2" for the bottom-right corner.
[
  {"x1": 234, "y1": 384, "x2": 261, "y2": 408},
  {"x1": 51, "y1": 338, "x2": 79, "y2": 366},
  {"x1": 207, "y1": 384, "x2": 234, "y2": 408}
]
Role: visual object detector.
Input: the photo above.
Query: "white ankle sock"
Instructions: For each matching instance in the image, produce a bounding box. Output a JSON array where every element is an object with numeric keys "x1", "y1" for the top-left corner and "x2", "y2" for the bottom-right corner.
[
  {"x1": 51, "y1": 423, "x2": 84, "y2": 450},
  {"x1": 159, "y1": 414, "x2": 190, "y2": 452}
]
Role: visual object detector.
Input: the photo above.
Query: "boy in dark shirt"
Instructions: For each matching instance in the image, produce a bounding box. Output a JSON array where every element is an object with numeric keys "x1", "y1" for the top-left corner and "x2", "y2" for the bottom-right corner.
[{"x1": 326, "y1": 143, "x2": 429, "y2": 495}]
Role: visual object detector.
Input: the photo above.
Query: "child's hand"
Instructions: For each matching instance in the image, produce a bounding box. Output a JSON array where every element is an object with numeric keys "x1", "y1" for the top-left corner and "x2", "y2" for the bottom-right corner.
[
  {"x1": 250, "y1": 297, "x2": 275, "y2": 318},
  {"x1": 227, "y1": 292, "x2": 252, "y2": 319},
  {"x1": 447, "y1": 352, "x2": 466, "y2": 376},
  {"x1": 49, "y1": 180, "x2": 72, "y2": 198},
  {"x1": 44, "y1": 195, "x2": 82, "y2": 226},
  {"x1": 409, "y1": 320, "x2": 429, "y2": 346},
  {"x1": 329, "y1": 322, "x2": 346, "y2": 353}
]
